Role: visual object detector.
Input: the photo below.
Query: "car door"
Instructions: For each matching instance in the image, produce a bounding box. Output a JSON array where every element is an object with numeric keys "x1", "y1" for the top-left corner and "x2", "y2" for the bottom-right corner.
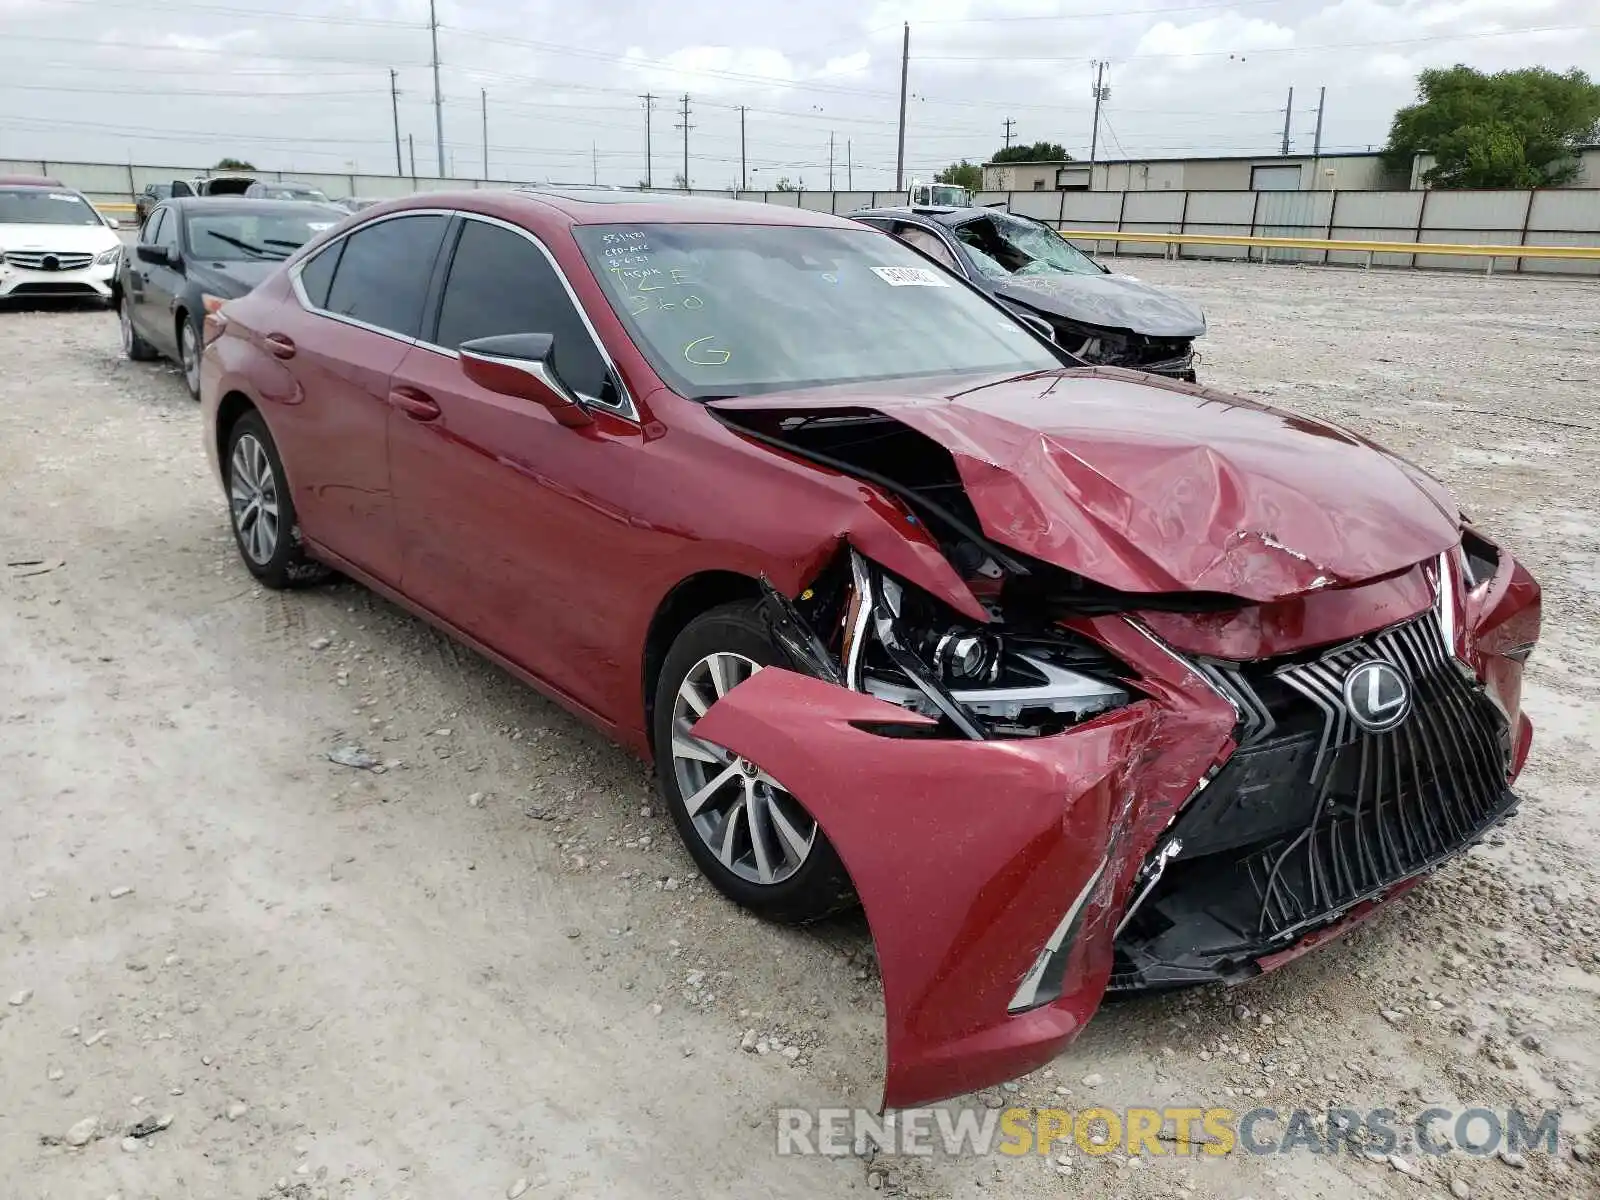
[
  {"x1": 130, "y1": 206, "x2": 184, "y2": 355},
  {"x1": 267, "y1": 211, "x2": 451, "y2": 586},
  {"x1": 124, "y1": 206, "x2": 163, "y2": 336},
  {"x1": 386, "y1": 213, "x2": 645, "y2": 717}
]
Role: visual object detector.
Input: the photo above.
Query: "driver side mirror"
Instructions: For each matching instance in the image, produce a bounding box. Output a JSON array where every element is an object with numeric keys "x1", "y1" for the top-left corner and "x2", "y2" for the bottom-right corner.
[
  {"x1": 136, "y1": 244, "x2": 176, "y2": 268},
  {"x1": 458, "y1": 333, "x2": 593, "y2": 428}
]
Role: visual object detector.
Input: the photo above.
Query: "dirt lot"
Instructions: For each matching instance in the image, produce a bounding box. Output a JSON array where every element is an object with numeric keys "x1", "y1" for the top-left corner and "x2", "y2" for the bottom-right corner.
[{"x1": 2, "y1": 261, "x2": 1597, "y2": 1200}]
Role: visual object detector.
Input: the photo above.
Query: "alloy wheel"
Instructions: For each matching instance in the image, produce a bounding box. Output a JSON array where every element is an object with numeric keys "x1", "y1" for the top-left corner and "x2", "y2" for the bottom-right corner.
[
  {"x1": 670, "y1": 651, "x2": 817, "y2": 885},
  {"x1": 229, "y1": 434, "x2": 280, "y2": 565}
]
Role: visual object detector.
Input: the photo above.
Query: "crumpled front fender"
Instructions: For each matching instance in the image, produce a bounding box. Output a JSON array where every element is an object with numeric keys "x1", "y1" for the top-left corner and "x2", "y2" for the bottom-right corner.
[{"x1": 692, "y1": 666, "x2": 1160, "y2": 1108}]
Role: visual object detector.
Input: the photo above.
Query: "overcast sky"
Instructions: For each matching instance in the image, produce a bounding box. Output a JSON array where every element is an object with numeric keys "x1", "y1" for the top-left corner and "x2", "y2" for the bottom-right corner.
[{"x1": 1, "y1": 0, "x2": 1595, "y2": 189}]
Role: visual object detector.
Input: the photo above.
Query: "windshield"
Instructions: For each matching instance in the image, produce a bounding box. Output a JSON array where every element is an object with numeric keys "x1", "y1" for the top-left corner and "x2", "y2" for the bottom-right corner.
[
  {"x1": 256, "y1": 185, "x2": 330, "y2": 202},
  {"x1": 185, "y1": 209, "x2": 340, "y2": 261},
  {"x1": 953, "y1": 212, "x2": 1103, "y2": 279},
  {"x1": 575, "y1": 223, "x2": 1057, "y2": 399},
  {"x1": 0, "y1": 188, "x2": 102, "y2": 226}
]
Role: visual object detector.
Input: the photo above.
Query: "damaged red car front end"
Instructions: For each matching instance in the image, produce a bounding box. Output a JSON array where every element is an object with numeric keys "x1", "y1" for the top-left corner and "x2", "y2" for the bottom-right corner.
[{"x1": 691, "y1": 376, "x2": 1540, "y2": 1111}]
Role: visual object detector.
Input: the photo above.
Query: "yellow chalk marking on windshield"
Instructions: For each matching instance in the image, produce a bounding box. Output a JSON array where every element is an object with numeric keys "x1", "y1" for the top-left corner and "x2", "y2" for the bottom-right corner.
[{"x1": 684, "y1": 336, "x2": 731, "y2": 366}]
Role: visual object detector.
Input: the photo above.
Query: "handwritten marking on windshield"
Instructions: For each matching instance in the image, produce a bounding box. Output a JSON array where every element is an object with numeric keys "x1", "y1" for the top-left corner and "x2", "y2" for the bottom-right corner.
[{"x1": 684, "y1": 336, "x2": 731, "y2": 366}]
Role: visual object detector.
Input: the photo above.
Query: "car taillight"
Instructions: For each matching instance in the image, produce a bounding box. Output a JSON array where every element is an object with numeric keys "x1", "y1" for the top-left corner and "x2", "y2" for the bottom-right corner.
[{"x1": 202, "y1": 310, "x2": 227, "y2": 347}]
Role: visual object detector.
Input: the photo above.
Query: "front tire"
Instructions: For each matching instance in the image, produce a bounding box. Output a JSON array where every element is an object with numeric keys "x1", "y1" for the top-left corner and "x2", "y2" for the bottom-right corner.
[
  {"x1": 653, "y1": 602, "x2": 857, "y2": 924},
  {"x1": 120, "y1": 294, "x2": 158, "y2": 361},
  {"x1": 224, "y1": 411, "x2": 328, "y2": 589}
]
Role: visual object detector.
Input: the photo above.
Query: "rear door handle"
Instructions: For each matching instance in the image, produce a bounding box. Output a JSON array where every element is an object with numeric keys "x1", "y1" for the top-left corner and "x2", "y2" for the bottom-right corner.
[
  {"x1": 387, "y1": 387, "x2": 441, "y2": 421},
  {"x1": 263, "y1": 332, "x2": 296, "y2": 359}
]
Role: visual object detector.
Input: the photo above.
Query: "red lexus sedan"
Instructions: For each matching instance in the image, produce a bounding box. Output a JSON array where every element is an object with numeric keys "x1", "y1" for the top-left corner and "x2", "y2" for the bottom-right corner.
[{"x1": 200, "y1": 189, "x2": 1540, "y2": 1109}]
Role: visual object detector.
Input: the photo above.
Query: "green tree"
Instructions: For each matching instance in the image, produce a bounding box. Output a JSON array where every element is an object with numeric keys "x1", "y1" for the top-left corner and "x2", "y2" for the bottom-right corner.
[
  {"x1": 214, "y1": 157, "x2": 256, "y2": 171},
  {"x1": 1383, "y1": 66, "x2": 1600, "y2": 188},
  {"x1": 989, "y1": 141, "x2": 1071, "y2": 164},
  {"x1": 935, "y1": 160, "x2": 982, "y2": 191}
]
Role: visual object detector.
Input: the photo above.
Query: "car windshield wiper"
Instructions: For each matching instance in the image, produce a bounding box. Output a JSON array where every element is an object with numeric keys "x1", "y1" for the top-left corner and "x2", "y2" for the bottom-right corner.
[{"x1": 200, "y1": 230, "x2": 288, "y2": 260}]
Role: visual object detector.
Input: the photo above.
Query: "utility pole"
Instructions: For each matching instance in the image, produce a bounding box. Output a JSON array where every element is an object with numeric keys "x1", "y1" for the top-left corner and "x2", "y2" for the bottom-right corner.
[
  {"x1": 739, "y1": 105, "x2": 747, "y2": 192},
  {"x1": 408, "y1": 133, "x2": 416, "y2": 178},
  {"x1": 639, "y1": 93, "x2": 655, "y2": 187},
  {"x1": 592, "y1": 142, "x2": 598, "y2": 185},
  {"x1": 828, "y1": 131, "x2": 835, "y2": 191},
  {"x1": 1003, "y1": 117, "x2": 1015, "y2": 149},
  {"x1": 1089, "y1": 61, "x2": 1109, "y2": 170},
  {"x1": 1311, "y1": 85, "x2": 1326, "y2": 163},
  {"x1": 1281, "y1": 86, "x2": 1294, "y2": 156},
  {"x1": 481, "y1": 89, "x2": 488, "y2": 179},
  {"x1": 428, "y1": 0, "x2": 444, "y2": 175},
  {"x1": 390, "y1": 69, "x2": 403, "y2": 176},
  {"x1": 894, "y1": 22, "x2": 909, "y2": 191},
  {"x1": 675, "y1": 93, "x2": 692, "y2": 189},
  {"x1": 847, "y1": 139, "x2": 852, "y2": 189}
]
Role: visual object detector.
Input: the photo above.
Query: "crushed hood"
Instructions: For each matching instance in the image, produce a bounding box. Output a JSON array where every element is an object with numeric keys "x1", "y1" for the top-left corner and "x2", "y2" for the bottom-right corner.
[
  {"x1": 991, "y1": 272, "x2": 1207, "y2": 339},
  {"x1": 710, "y1": 370, "x2": 1461, "y2": 604}
]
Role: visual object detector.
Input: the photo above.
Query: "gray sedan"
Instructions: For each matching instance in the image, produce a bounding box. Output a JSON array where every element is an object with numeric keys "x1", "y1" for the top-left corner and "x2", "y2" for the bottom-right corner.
[{"x1": 852, "y1": 205, "x2": 1205, "y2": 380}]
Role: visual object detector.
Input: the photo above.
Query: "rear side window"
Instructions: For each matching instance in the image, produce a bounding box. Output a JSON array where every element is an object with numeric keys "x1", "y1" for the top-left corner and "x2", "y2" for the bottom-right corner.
[
  {"x1": 297, "y1": 240, "x2": 344, "y2": 309},
  {"x1": 322, "y1": 214, "x2": 448, "y2": 338},
  {"x1": 434, "y1": 218, "x2": 609, "y2": 401}
]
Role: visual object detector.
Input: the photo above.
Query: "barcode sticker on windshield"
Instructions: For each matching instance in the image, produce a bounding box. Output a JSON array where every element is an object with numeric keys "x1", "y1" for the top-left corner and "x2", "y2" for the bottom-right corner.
[{"x1": 870, "y1": 266, "x2": 949, "y2": 287}]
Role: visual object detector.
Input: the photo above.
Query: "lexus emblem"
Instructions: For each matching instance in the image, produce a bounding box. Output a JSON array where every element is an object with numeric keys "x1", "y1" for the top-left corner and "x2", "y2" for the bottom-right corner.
[{"x1": 1343, "y1": 660, "x2": 1411, "y2": 732}]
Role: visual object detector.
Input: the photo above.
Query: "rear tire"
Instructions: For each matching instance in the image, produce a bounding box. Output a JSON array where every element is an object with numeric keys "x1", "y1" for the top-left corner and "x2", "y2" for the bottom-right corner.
[
  {"x1": 224, "y1": 411, "x2": 328, "y2": 589},
  {"x1": 652, "y1": 601, "x2": 857, "y2": 925},
  {"x1": 178, "y1": 312, "x2": 202, "y2": 400},
  {"x1": 119, "y1": 294, "x2": 158, "y2": 361}
]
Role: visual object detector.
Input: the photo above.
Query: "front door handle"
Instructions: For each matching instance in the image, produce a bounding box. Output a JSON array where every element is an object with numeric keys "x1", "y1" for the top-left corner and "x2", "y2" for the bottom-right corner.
[
  {"x1": 263, "y1": 332, "x2": 296, "y2": 359},
  {"x1": 387, "y1": 387, "x2": 441, "y2": 421}
]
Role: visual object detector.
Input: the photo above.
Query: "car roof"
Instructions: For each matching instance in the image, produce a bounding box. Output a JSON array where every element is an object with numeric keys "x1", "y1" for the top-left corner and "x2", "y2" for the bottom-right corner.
[
  {"x1": 165, "y1": 197, "x2": 345, "y2": 217},
  {"x1": 854, "y1": 205, "x2": 993, "y2": 228},
  {"x1": 0, "y1": 174, "x2": 67, "y2": 188},
  {"x1": 367, "y1": 187, "x2": 857, "y2": 229}
]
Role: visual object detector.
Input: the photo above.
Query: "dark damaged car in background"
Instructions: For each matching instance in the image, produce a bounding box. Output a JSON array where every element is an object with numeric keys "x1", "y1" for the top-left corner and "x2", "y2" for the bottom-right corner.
[
  {"x1": 854, "y1": 204, "x2": 1206, "y2": 380},
  {"x1": 199, "y1": 190, "x2": 1540, "y2": 1109}
]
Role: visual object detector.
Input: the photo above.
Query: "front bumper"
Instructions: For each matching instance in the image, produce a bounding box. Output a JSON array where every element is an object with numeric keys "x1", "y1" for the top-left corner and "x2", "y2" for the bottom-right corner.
[
  {"x1": 693, "y1": 547, "x2": 1539, "y2": 1110},
  {"x1": 0, "y1": 259, "x2": 117, "y2": 299}
]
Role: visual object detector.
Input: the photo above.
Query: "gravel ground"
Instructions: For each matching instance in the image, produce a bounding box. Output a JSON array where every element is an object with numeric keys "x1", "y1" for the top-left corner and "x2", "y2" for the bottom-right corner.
[{"x1": 1, "y1": 261, "x2": 1597, "y2": 1200}]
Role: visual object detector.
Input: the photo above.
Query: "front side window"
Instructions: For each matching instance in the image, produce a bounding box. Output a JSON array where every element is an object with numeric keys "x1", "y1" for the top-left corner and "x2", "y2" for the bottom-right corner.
[
  {"x1": 434, "y1": 219, "x2": 609, "y2": 401},
  {"x1": 574, "y1": 222, "x2": 1056, "y2": 400},
  {"x1": 889, "y1": 223, "x2": 961, "y2": 274},
  {"x1": 0, "y1": 187, "x2": 102, "y2": 226},
  {"x1": 141, "y1": 208, "x2": 167, "y2": 246},
  {"x1": 953, "y1": 213, "x2": 1102, "y2": 279},
  {"x1": 185, "y1": 209, "x2": 341, "y2": 263},
  {"x1": 153, "y1": 208, "x2": 180, "y2": 252},
  {"x1": 321, "y1": 214, "x2": 449, "y2": 338}
]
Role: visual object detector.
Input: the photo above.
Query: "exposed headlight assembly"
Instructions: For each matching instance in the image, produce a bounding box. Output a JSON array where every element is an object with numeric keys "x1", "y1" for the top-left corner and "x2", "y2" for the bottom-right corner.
[
  {"x1": 94, "y1": 246, "x2": 122, "y2": 266},
  {"x1": 836, "y1": 551, "x2": 1131, "y2": 740}
]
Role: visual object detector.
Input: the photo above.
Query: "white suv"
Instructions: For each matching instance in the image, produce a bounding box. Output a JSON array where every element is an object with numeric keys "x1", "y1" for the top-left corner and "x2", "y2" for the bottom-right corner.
[{"x1": 0, "y1": 182, "x2": 123, "y2": 304}]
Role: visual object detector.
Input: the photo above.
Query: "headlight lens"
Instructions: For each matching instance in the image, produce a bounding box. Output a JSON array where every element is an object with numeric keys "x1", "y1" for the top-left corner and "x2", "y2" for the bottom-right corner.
[
  {"x1": 843, "y1": 552, "x2": 1132, "y2": 739},
  {"x1": 94, "y1": 247, "x2": 122, "y2": 266}
]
